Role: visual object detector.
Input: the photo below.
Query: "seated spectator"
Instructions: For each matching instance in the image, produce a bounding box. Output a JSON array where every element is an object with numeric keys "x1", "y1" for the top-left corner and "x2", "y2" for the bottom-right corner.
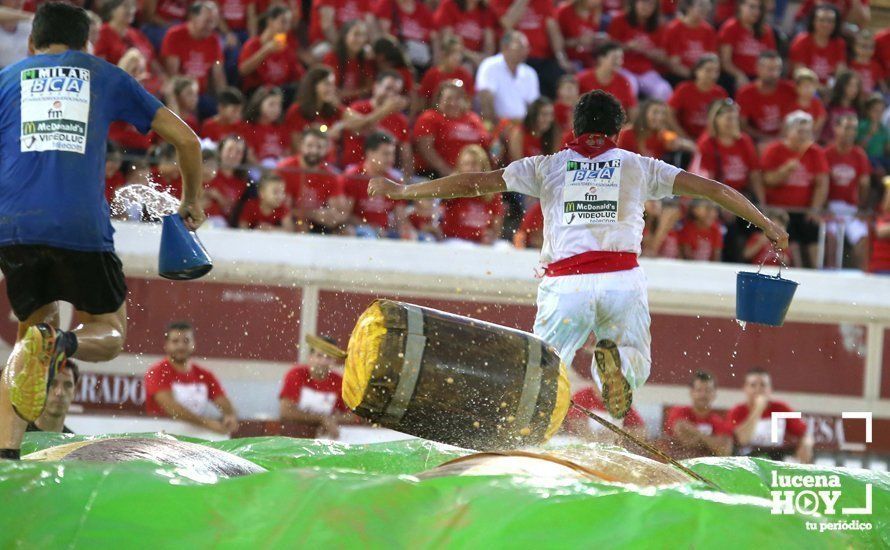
[
  {"x1": 476, "y1": 31, "x2": 540, "y2": 124},
  {"x1": 737, "y1": 51, "x2": 795, "y2": 143},
  {"x1": 374, "y1": 0, "x2": 436, "y2": 70},
  {"x1": 198, "y1": 148, "x2": 221, "y2": 225},
  {"x1": 513, "y1": 200, "x2": 543, "y2": 249},
  {"x1": 761, "y1": 111, "x2": 829, "y2": 268},
  {"x1": 667, "y1": 54, "x2": 728, "y2": 139},
  {"x1": 795, "y1": 0, "x2": 869, "y2": 29},
  {"x1": 663, "y1": 0, "x2": 717, "y2": 79},
  {"x1": 717, "y1": 0, "x2": 776, "y2": 89},
  {"x1": 371, "y1": 37, "x2": 417, "y2": 98},
  {"x1": 0, "y1": 0, "x2": 31, "y2": 70},
  {"x1": 857, "y1": 95, "x2": 889, "y2": 179},
  {"x1": 144, "y1": 321, "x2": 239, "y2": 436},
  {"x1": 869, "y1": 188, "x2": 890, "y2": 274},
  {"x1": 642, "y1": 200, "x2": 681, "y2": 257},
  {"x1": 506, "y1": 97, "x2": 559, "y2": 166},
  {"x1": 407, "y1": 198, "x2": 443, "y2": 241},
  {"x1": 618, "y1": 100, "x2": 696, "y2": 161},
  {"x1": 149, "y1": 143, "x2": 183, "y2": 197},
  {"x1": 200, "y1": 87, "x2": 247, "y2": 142},
  {"x1": 418, "y1": 36, "x2": 475, "y2": 109},
  {"x1": 607, "y1": 0, "x2": 672, "y2": 101},
  {"x1": 850, "y1": 31, "x2": 885, "y2": 97},
  {"x1": 678, "y1": 199, "x2": 723, "y2": 261},
  {"x1": 164, "y1": 76, "x2": 200, "y2": 132},
  {"x1": 108, "y1": 49, "x2": 155, "y2": 152},
  {"x1": 790, "y1": 69, "x2": 827, "y2": 138},
  {"x1": 105, "y1": 142, "x2": 125, "y2": 204},
  {"x1": 342, "y1": 131, "x2": 410, "y2": 237},
  {"x1": 243, "y1": 86, "x2": 289, "y2": 164},
  {"x1": 279, "y1": 128, "x2": 351, "y2": 233},
  {"x1": 206, "y1": 135, "x2": 250, "y2": 223},
  {"x1": 308, "y1": 0, "x2": 374, "y2": 49},
  {"x1": 279, "y1": 335, "x2": 353, "y2": 438},
  {"x1": 663, "y1": 371, "x2": 732, "y2": 458},
  {"x1": 26, "y1": 360, "x2": 79, "y2": 434},
  {"x1": 285, "y1": 66, "x2": 345, "y2": 149},
  {"x1": 414, "y1": 80, "x2": 490, "y2": 177},
  {"x1": 564, "y1": 385, "x2": 647, "y2": 445},
  {"x1": 341, "y1": 71, "x2": 410, "y2": 169},
  {"x1": 789, "y1": 5, "x2": 846, "y2": 86},
  {"x1": 556, "y1": 0, "x2": 606, "y2": 69},
  {"x1": 553, "y1": 74, "x2": 579, "y2": 130},
  {"x1": 238, "y1": 173, "x2": 294, "y2": 230},
  {"x1": 322, "y1": 20, "x2": 375, "y2": 103},
  {"x1": 141, "y1": 0, "x2": 188, "y2": 52},
  {"x1": 238, "y1": 6, "x2": 303, "y2": 95},
  {"x1": 433, "y1": 0, "x2": 496, "y2": 67},
  {"x1": 825, "y1": 114, "x2": 871, "y2": 268},
  {"x1": 440, "y1": 145, "x2": 504, "y2": 244},
  {"x1": 577, "y1": 41, "x2": 637, "y2": 115},
  {"x1": 822, "y1": 71, "x2": 862, "y2": 144},
  {"x1": 94, "y1": 0, "x2": 158, "y2": 71},
  {"x1": 726, "y1": 367, "x2": 813, "y2": 463},
  {"x1": 744, "y1": 208, "x2": 792, "y2": 265}
]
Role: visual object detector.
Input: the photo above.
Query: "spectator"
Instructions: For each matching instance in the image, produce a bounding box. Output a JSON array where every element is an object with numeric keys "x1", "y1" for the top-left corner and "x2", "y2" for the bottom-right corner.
[
  {"x1": 322, "y1": 20, "x2": 375, "y2": 103},
  {"x1": 433, "y1": 0, "x2": 497, "y2": 67},
  {"x1": 149, "y1": 143, "x2": 183, "y2": 197},
  {"x1": 341, "y1": 71, "x2": 411, "y2": 169},
  {"x1": 857, "y1": 95, "x2": 889, "y2": 179},
  {"x1": 108, "y1": 49, "x2": 155, "y2": 152},
  {"x1": 284, "y1": 66, "x2": 346, "y2": 148},
  {"x1": 726, "y1": 368, "x2": 813, "y2": 463},
  {"x1": 308, "y1": 0, "x2": 374, "y2": 48},
  {"x1": 556, "y1": 0, "x2": 605, "y2": 69},
  {"x1": 141, "y1": 0, "x2": 188, "y2": 51},
  {"x1": 513, "y1": 200, "x2": 543, "y2": 248},
  {"x1": 577, "y1": 41, "x2": 637, "y2": 115},
  {"x1": 553, "y1": 74, "x2": 579, "y2": 130},
  {"x1": 440, "y1": 145, "x2": 504, "y2": 243},
  {"x1": 144, "y1": 321, "x2": 239, "y2": 436},
  {"x1": 565, "y1": 385, "x2": 647, "y2": 445},
  {"x1": 25, "y1": 360, "x2": 79, "y2": 434},
  {"x1": 678, "y1": 199, "x2": 723, "y2": 260},
  {"x1": 238, "y1": 172, "x2": 294, "y2": 230},
  {"x1": 821, "y1": 70, "x2": 862, "y2": 144},
  {"x1": 761, "y1": 111, "x2": 829, "y2": 268},
  {"x1": 198, "y1": 148, "x2": 222, "y2": 226},
  {"x1": 407, "y1": 198, "x2": 443, "y2": 241},
  {"x1": 476, "y1": 30, "x2": 540, "y2": 123},
  {"x1": 374, "y1": 0, "x2": 437, "y2": 70},
  {"x1": 206, "y1": 135, "x2": 250, "y2": 223},
  {"x1": 238, "y1": 6, "x2": 303, "y2": 95},
  {"x1": 165, "y1": 76, "x2": 200, "y2": 132},
  {"x1": 850, "y1": 30, "x2": 886, "y2": 98},
  {"x1": 0, "y1": 0, "x2": 31, "y2": 70},
  {"x1": 790, "y1": 68, "x2": 827, "y2": 139},
  {"x1": 342, "y1": 131, "x2": 410, "y2": 237},
  {"x1": 217, "y1": 0, "x2": 256, "y2": 86},
  {"x1": 279, "y1": 335, "x2": 353, "y2": 438},
  {"x1": 418, "y1": 36, "x2": 475, "y2": 108},
  {"x1": 641, "y1": 199, "x2": 682, "y2": 257},
  {"x1": 105, "y1": 142, "x2": 125, "y2": 204},
  {"x1": 869, "y1": 187, "x2": 890, "y2": 274},
  {"x1": 200, "y1": 87, "x2": 247, "y2": 142},
  {"x1": 243, "y1": 86, "x2": 289, "y2": 164},
  {"x1": 507, "y1": 97, "x2": 558, "y2": 162},
  {"x1": 663, "y1": 0, "x2": 717, "y2": 79},
  {"x1": 278, "y1": 128, "x2": 351, "y2": 233},
  {"x1": 663, "y1": 371, "x2": 732, "y2": 458},
  {"x1": 789, "y1": 5, "x2": 846, "y2": 86},
  {"x1": 744, "y1": 207, "x2": 792, "y2": 265},
  {"x1": 618, "y1": 100, "x2": 696, "y2": 161},
  {"x1": 717, "y1": 0, "x2": 776, "y2": 89},
  {"x1": 371, "y1": 36, "x2": 417, "y2": 98},
  {"x1": 824, "y1": 114, "x2": 871, "y2": 267},
  {"x1": 414, "y1": 80, "x2": 491, "y2": 177},
  {"x1": 667, "y1": 54, "x2": 728, "y2": 139},
  {"x1": 607, "y1": 0, "x2": 672, "y2": 101},
  {"x1": 94, "y1": 0, "x2": 157, "y2": 71},
  {"x1": 795, "y1": 0, "x2": 869, "y2": 29},
  {"x1": 737, "y1": 51, "x2": 795, "y2": 143}
]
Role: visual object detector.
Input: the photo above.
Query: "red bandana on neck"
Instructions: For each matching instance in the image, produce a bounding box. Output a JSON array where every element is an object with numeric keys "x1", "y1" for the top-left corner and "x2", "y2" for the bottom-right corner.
[{"x1": 564, "y1": 133, "x2": 618, "y2": 158}]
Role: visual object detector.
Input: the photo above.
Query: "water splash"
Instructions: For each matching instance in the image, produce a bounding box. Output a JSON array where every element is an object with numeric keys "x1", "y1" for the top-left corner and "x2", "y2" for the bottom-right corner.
[
  {"x1": 111, "y1": 184, "x2": 180, "y2": 220},
  {"x1": 735, "y1": 320, "x2": 747, "y2": 331}
]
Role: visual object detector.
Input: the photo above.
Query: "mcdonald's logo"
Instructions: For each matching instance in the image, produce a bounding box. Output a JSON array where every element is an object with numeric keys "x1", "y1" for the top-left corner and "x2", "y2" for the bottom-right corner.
[{"x1": 22, "y1": 121, "x2": 36, "y2": 134}]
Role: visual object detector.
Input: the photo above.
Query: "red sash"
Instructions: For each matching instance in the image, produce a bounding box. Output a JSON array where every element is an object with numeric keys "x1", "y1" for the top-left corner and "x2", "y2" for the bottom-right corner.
[{"x1": 544, "y1": 251, "x2": 639, "y2": 277}]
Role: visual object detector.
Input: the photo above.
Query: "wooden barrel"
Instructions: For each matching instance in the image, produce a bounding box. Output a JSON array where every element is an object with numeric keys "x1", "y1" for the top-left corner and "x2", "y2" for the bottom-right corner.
[{"x1": 343, "y1": 299, "x2": 570, "y2": 450}]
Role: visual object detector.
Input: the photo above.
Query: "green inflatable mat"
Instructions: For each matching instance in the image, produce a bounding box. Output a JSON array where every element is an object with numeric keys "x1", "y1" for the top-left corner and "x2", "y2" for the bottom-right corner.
[{"x1": 1, "y1": 432, "x2": 887, "y2": 548}]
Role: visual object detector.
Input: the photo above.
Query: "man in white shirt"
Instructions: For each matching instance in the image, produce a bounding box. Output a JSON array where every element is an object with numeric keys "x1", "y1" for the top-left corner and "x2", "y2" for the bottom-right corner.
[
  {"x1": 476, "y1": 31, "x2": 540, "y2": 123},
  {"x1": 368, "y1": 90, "x2": 788, "y2": 419},
  {"x1": 0, "y1": 0, "x2": 32, "y2": 69}
]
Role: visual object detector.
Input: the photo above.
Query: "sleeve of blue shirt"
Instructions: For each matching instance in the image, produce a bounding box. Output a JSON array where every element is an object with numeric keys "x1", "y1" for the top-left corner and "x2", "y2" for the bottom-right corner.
[{"x1": 108, "y1": 65, "x2": 164, "y2": 134}]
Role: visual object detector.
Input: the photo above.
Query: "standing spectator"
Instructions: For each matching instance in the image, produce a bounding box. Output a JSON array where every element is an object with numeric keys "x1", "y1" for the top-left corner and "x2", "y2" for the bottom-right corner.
[
  {"x1": 217, "y1": 0, "x2": 256, "y2": 85},
  {"x1": 577, "y1": 41, "x2": 637, "y2": 115},
  {"x1": 761, "y1": 111, "x2": 829, "y2": 268},
  {"x1": 850, "y1": 31, "x2": 886, "y2": 98},
  {"x1": 507, "y1": 97, "x2": 558, "y2": 161},
  {"x1": 663, "y1": 371, "x2": 732, "y2": 458},
  {"x1": 205, "y1": 135, "x2": 250, "y2": 223},
  {"x1": 374, "y1": 0, "x2": 437, "y2": 70},
  {"x1": 663, "y1": 0, "x2": 717, "y2": 79},
  {"x1": 476, "y1": 31, "x2": 540, "y2": 124},
  {"x1": 717, "y1": 0, "x2": 776, "y2": 89},
  {"x1": 371, "y1": 36, "x2": 417, "y2": 98},
  {"x1": 869, "y1": 187, "x2": 890, "y2": 274},
  {"x1": 308, "y1": 0, "x2": 373, "y2": 48},
  {"x1": 433, "y1": 0, "x2": 496, "y2": 67},
  {"x1": 238, "y1": 173, "x2": 294, "y2": 230},
  {"x1": 342, "y1": 132, "x2": 409, "y2": 237},
  {"x1": 553, "y1": 74, "x2": 579, "y2": 130},
  {"x1": 200, "y1": 87, "x2": 247, "y2": 142},
  {"x1": 243, "y1": 86, "x2": 289, "y2": 164},
  {"x1": 667, "y1": 54, "x2": 728, "y2": 139},
  {"x1": 824, "y1": 114, "x2": 871, "y2": 267},
  {"x1": 790, "y1": 68, "x2": 827, "y2": 139},
  {"x1": 564, "y1": 385, "x2": 647, "y2": 445},
  {"x1": 618, "y1": 100, "x2": 697, "y2": 161},
  {"x1": 736, "y1": 51, "x2": 795, "y2": 143},
  {"x1": 555, "y1": 0, "x2": 605, "y2": 69},
  {"x1": 440, "y1": 145, "x2": 504, "y2": 243},
  {"x1": 726, "y1": 368, "x2": 813, "y2": 463},
  {"x1": 607, "y1": 0, "x2": 672, "y2": 101},
  {"x1": 144, "y1": 321, "x2": 239, "y2": 436},
  {"x1": 279, "y1": 335, "x2": 352, "y2": 438},
  {"x1": 789, "y1": 5, "x2": 846, "y2": 86},
  {"x1": 678, "y1": 199, "x2": 723, "y2": 261},
  {"x1": 341, "y1": 71, "x2": 410, "y2": 169},
  {"x1": 821, "y1": 70, "x2": 862, "y2": 144},
  {"x1": 414, "y1": 80, "x2": 491, "y2": 177},
  {"x1": 857, "y1": 95, "x2": 889, "y2": 179},
  {"x1": 141, "y1": 0, "x2": 188, "y2": 51},
  {"x1": 26, "y1": 361, "x2": 79, "y2": 434},
  {"x1": 418, "y1": 36, "x2": 475, "y2": 108},
  {"x1": 238, "y1": 6, "x2": 303, "y2": 95},
  {"x1": 284, "y1": 66, "x2": 346, "y2": 148},
  {"x1": 0, "y1": 0, "x2": 31, "y2": 70},
  {"x1": 744, "y1": 208, "x2": 792, "y2": 265},
  {"x1": 322, "y1": 20, "x2": 375, "y2": 103}
]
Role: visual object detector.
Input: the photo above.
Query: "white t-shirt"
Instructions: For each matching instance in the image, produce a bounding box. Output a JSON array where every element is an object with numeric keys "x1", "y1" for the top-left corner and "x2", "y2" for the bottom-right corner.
[
  {"x1": 475, "y1": 53, "x2": 540, "y2": 120},
  {"x1": 503, "y1": 147, "x2": 681, "y2": 263},
  {"x1": 0, "y1": 21, "x2": 31, "y2": 69}
]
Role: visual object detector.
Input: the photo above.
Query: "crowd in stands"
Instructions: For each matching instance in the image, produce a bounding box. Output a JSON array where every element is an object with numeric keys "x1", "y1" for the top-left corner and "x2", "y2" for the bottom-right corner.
[{"x1": 1, "y1": 0, "x2": 889, "y2": 270}]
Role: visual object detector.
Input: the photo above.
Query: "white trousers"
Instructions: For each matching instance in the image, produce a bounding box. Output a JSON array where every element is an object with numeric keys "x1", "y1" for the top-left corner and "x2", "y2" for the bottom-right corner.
[{"x1": 533, "y1": 267, "x2": 652, "y2": 391}]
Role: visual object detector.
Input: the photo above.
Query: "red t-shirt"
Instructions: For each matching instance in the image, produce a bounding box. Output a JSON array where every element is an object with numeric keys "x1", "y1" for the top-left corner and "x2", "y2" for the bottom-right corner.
[
  {"x1": 576, "y1": 69, "x2": 637, "y2": 111},
  {"x1": 144, "y1": 359, "x2": 225, "y2": 416},
  {"x1": 665, "y1": 405, "x2": 730, "y2": 437},
  {"x1": 850, "y1": 59, "x2": 884, "y2": 95},
  {"x1": 789, "y1": 33, "x2": 847, "y2": 84},
  {"x1": 663, "y1": 19, "x2": 717, "y2": 69},
  {"x1": 160, "y1": 24, "x2": 223, "y2": 93},
  {"x1": 678, "y1": 220, "x2": 723, "y2": 260},
  {"x1": 206, "y1": 170, "x2": 247, "y2": 217},
  {"x1": 341, "y1": 165, "x2": 401, "y2": 228},
  {"x1": 418, "y1": 65, "x2": 475, "y2": 100},
  {"x1": 284, "y1": 102, "x2": 344, "y2": 135},
  {"x1": 668, "y1": 82, "x2": 728, "y2": 139},
  {"x1": 869, "y1": 214, "x2": 890, "y2": 273},
  {"x1": 243, "y1": 121, "x2": 290, "y2": 161},
  {"x1": 108, "y1": 121, "x2": 153, "y2": 151},
  {"x1": 554, "y1": 102, "x2": 573, "y2": 129},
  {"x1": 717, "y1": 18, "x2": 777, "y2": 78},
  {"x1": 617, "y1": 128, "x2": 667, "y2": 159},
  {"x1": 341, "y1": 99, "x2": 410, "y2": 167},
  {"x1": 567, "y1": 388, "x2": 646, "y2": 428},
  {"x1": 155, "y1": 0, "x2": 188, "y2": 21},
  {"x1": 825, "y1": 144, "x2": 870, "y2": 205},
  {"x1": 322, "y1": 52, "x2": 376, "y2": 96},
  {"x1": 761, "y1": 141, "x2": 829, "y2": 208},
  {"x1": 432, "y1": 0, "x2": 494, "y2": 52},
  {"x1": 877, "y1": 29, "x2": 890, "y2": 76},
  {"x1": 555, "y1": 1, "x2": 602, "y2": 64},
  {"x1": 239, "y1": 198, "x2": 289, "y2": 228},
  {"x1": 791, "y1": 96, "x2": 827, "y2": 126},
  {"x1": 518, "y1": 128, "x2": 544, "y2": 157},
  {"x1": 309, "y1": 0, "x2": 372, "y2": 43},
  {"x1": 278, "y1": 365, "x2": 348, "y2": 414},
  {"x1": 746, "y1": 232, "x2": 792, "y2": 265},
  {"x1": 200, "y1": 118, "x2": 248, "y2": 142},
  {"x1": 374, "y1": 0, "x2": 435, "y2": 42},
  {"x1": 219, "y1": 0, "x2": 253, "y2": 30},
  {"x1": 607, "y1": 12, "x2": 664, "y2": 75},
  {"x1": 94, "y1": 24, "x2": 156, "y2": 65},
  {"x1": 693, "y1": 133, "x2": 759, "y2": 191},
  {"x1": 725, "y1": 400, "x2": 807, "y2": 448},
  {"x1": 413, "y1": 109, "x2": 491, "y2": 169},
  {"x1": 519, "y1": 201, "x2": 544, "y2": 234},
  {"x1": 796, "y1": 0, "x2": 870, "y2": 22},
  {"x1": 278, "y1": 156, "x2": 345, "y2": 211},
  {"x1": 490, "y1": 0, "x2": 555, "y2": 58},
  {"x1": 238, "y1": 36, "x2": 304, "y2": 91},
  {"x1": 105, "y1": 171, "x2": 125, "y2": 204},
  {"x1": 441, "y1": 196, "x2": 504, "y2": 242},
  {"x1": 736, "y1": 80, "x2": 796, "y2": 137}
]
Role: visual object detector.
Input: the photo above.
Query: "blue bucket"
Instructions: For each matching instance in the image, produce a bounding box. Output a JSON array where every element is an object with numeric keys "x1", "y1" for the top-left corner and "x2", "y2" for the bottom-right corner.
[
  {"x1": 736, "y1": 267, "x2": 798, "y2": 327},
  {"x1": 158, "y1": 214, "x2": 213, "y2": 280}
]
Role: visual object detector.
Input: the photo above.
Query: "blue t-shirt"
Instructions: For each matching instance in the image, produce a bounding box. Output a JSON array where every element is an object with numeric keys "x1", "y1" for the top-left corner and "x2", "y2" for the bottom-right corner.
[{"x1": 0, "y1": 51, "x2": 163, "y2": 252}]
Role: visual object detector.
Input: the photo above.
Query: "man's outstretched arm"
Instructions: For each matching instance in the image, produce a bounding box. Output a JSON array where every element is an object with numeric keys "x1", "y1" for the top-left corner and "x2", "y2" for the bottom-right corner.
[{"x1": 368, "y1": 169, "x2": 508, "y2": 200}]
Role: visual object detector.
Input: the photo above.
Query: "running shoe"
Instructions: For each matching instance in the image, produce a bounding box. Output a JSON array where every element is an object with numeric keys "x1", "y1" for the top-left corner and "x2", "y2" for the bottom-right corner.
[
  {"x1": 3, "y1": 324, "x2": 67, "y2": 422},
  {"x1": 594, "y1": 339, "x2": 633, "y2": 419}
]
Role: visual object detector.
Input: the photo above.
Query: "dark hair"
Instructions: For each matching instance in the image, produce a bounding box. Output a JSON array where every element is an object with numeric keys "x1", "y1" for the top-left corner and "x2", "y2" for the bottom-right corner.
[
  {"x1": 218, "y1": 87, "x2": 245, "y2": 107},
  {"x1": 334, "y1": 20, "x2": 372, "y2": 89},
  {"x1": 365, "y1": 130, "x2": 395, "y2": 153},
  {"x1": 633, "y1": 100, "x2": 666, "y2": 137},
  {"x1": 372, "y1": 36, "x2": 411, "y2": 69},
  {"x1": 375, "y1": 69, "x2": 404, "y2": 84},
  {"x1": 188, "y1": 1, "x2": 213, "y2": 18},
  {"x1": 100, "y1": 0, "x2": 128, "y2": 22},
  {"x1": 65, "y1": 360, "x2": 81, "y2": 385},
  {"x1": 524, "y1": 97, "x2": 558, "y2": 155},
  {"x1": 302, "y1": 127, "x2": 328, "y2": 142},
  {"x1": 217, "y1": 134, "x2": 249, "y2": 179},
  {"x1": 627, "y1": 0, "x2": 660, "y2": 33},
  {"x1": 244, "y1": 86, "x2": 283, "y2": 124},
  {"x1": 573, "y1": 90, "x2": 626, "y2": 136},
  {"x1": 148, "y1": 142, "x2": 176, "y2": 165},
  {"x1": 106, "y1": 140, "x2": 121, "y2": 158},
  {"x1": 739, "y1": 0, "x2": 767, "y2": 39},
  {"x1": 32, "y1": 2, "x2": 90, "y2": 50},
  {"x1": 202, "y1": 148, "x2": 218, "y2": 163},
  {"x1": 807, "y1": 4, "x2": 841, "y2": 39},
  {"x1": 258, "y1": 4, "x2": 289, "y2": 33},
  {"x1": 827, "y1": 70, "x2": 860, "y2": 108},
  {"x1": 165, "y1": 320, "x2": 194, "y2": 337},
  {"x1": 434, "y1": 79, "x2": 468, "y2": 109},
  {"x1": 258, "y1": 171, "x2": 284, "y2": 190},
  {"x1": 595, "y1": 41, "x2": 623, "y2": 61},
  {"x1": 296, "y1": 66, "x2": 339, "y2": 121},
  {"x1": 692, "y1": 53, "x2": 720, "y2": 80},
  {"x1": 691, "y1": 370, "x2": 715, "y2": 386},
  {"x1": 758, "y1": 50, "x2": 781, "y2": 63}
]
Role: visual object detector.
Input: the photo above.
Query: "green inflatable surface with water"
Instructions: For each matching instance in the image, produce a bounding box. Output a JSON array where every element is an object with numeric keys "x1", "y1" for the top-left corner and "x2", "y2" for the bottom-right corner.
[{"x1": 1, "y1": 433, "x2": 887, "y2": 549}]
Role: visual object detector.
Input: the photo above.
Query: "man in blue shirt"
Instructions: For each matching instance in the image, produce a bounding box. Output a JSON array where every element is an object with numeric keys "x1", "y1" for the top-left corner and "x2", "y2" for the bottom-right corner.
[{"x1": 0, "y1": 2, "x2": 205, "y2": 460}]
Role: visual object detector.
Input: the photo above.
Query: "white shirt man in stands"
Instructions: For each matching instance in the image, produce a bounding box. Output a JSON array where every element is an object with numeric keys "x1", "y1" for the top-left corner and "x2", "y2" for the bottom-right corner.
[{"x1": 476, "y1": 30, "x2": 540, "y2": 123}]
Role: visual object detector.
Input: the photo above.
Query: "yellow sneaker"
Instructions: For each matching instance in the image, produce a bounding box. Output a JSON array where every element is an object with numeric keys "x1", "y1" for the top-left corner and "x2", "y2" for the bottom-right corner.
[
  {"x1": 594, "y1": 339, "x2": 633, "y2": 419},
  {"x1": 3, "y1": 324, "x2": 66, "y2": 422}
]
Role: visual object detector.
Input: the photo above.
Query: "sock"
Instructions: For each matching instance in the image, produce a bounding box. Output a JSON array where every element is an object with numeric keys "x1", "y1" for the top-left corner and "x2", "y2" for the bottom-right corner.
[
  {"x1": 58, "y1": 330, "x2": 78, "y2": 358},
  {"x1": 0, "y1": 449, "x2": 21, "y2": 460}
]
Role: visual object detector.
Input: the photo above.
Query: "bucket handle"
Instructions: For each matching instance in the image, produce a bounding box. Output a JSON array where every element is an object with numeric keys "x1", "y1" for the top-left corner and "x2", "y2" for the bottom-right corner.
[{"x1": 756, "y1": 248, "x2": 788, "y2": 278}]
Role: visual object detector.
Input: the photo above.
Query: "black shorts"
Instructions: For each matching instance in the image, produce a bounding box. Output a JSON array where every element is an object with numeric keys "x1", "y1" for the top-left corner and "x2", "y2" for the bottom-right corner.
[
  {"x1": 786, "y1": 212, "x2": 821, "y2": 245},
  {"x1": 0, "y1": 245, "x2": 127, "y2": 321}
]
